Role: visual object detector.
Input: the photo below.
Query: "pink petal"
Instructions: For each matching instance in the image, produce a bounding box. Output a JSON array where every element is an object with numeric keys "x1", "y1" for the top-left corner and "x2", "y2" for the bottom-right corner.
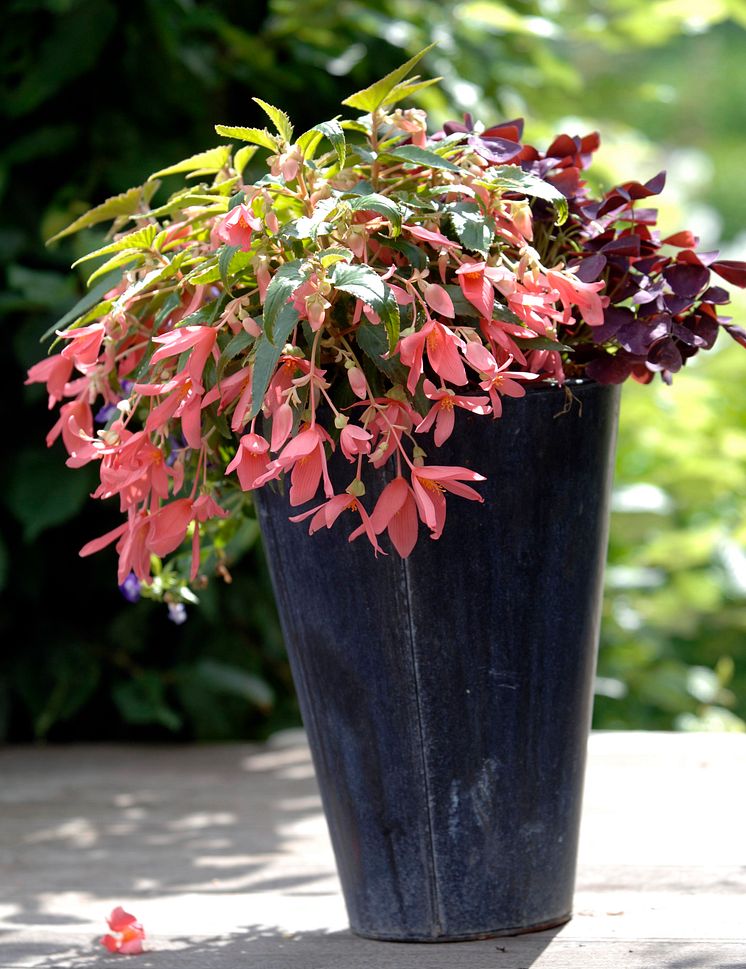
[{"x1": 424, "y1": 283, "x2": 455, "y2": 318}]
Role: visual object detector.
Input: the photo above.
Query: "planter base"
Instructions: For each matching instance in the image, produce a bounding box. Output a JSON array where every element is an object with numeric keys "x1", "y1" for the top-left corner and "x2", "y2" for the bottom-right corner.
[{"x1": 351, "y1": 912, "x2": 572, "y2": 943}]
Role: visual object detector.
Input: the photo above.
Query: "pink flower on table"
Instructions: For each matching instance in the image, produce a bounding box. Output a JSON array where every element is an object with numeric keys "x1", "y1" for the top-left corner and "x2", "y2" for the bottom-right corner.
[
  {"x1": 367, "y1": 476, "x2": 420, "y2": 557},
  {"x1": 415, "y1": 379, "x2": 491, "y2": 445},
  {"x1": 398, "y1": 317, "x2": 467, "y2": 394},
  {"x1": 464, "y1": 343, "x2": 538, "y2": 417},
  {"x1": 226, "y1": 432, "x2": 272, "y2": 490},
  {"x1": 25, "y1": 353, "x2": 74, "y2": 406},
  {"x1": 216, "y1": 203, "x2": 262, "y2": 251},
  {"x1": 291, "y1": 493, "x2": 384, "y2": 554},
  {"x1": 411, "y1": 465, "x2": 486, "y2": 540},
  {"x1": 101, "y1": 906, "x2": 145, "y2": 955}
]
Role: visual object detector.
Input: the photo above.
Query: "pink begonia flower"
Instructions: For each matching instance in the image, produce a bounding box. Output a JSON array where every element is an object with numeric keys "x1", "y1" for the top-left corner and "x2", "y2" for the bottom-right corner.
[
  {"x1": 340, "y1": 423, "x2": 372, "y2": 461},
  {"x1": 136, "y1": 372, "x2": 204, "y2": 449},
  {"x1": 464, "y1": 343, "x2": 538, "y2": 417},
  {"x1": 25, "y1": 353, "x2": 74, "y2": 406},
  {"x1": 101, "y1": 906, "x2": 145, "y2": 955},
  {"x1": 291, "y1": 493, "x2": 384, "y2": 554},
  {"x1": 411, "y1": 465, "x2": 486, "y2": 540},
  {"x1": 347, "y1": 366, "x2": 368, "y2": 400},
  {"x1": 216, "y1": 203, "x2": 262, "y2": 251},
  {"x1": 455, "y1": 261, "x2": 496, "y2": 319},
  {"x1": 545, "y1": 268, "x2": 607, "y2": 327},
  {"x1": 202, "y1": 367, "x2": 253, "y2": 433},
  {"x1": 398, "y1": 317, "x2": 467, "y2": 394},
  {"x1": 365, "y1": 398, "x2": 419, "y2": 468},
  {"x1": 150, "y1": 325, "x2": 217, "y2": 384},
  {"x1": 256, "y1": 424, "x2": 335, "y2": 506},
  {"x1": 403, "y1": 224, "x2": 461, "y2": 250},
  {"x1": 59, "y1": 322, "x2": 106, "y2": 374},
  {"x1": 415, "y1": 379, "x2": 491, "y2": 445},
  {"x1": 147, "y1": 498, "x2": 195, "y2": 557},
  {"x1": 226, "y1": 433, "x2": 272, "y2": 490},
  {"x1": 45, "y1": 399, "x2": 93, "y2": 456},
  {"x1": 367, "y1": 476, "x2": 419, "y2": 557},
  {"x1": 423, "y1": 282, "x2": 455, "y2": 318}
]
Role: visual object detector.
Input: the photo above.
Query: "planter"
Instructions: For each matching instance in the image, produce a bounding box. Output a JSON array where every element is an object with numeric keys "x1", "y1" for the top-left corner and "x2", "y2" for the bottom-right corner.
[{"x1": 254, "y1": 380, "x2": 621, "y2": 942}]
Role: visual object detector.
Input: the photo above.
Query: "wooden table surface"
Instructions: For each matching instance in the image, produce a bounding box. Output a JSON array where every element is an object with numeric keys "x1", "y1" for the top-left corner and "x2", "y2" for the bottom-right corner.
[{"x1": 1, "y1": 731, "x2": 744, "y2": 968}]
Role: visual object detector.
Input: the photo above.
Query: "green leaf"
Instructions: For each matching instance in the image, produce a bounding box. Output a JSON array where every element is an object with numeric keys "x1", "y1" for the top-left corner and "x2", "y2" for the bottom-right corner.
[
  {"x1": 218, "y1": 244, "x2": 241, "y2": 290},
  {"x1": 233, "y1": 144, "x2": 257, "y2": 175},
  {"x1": 148, "y1": 145, "x2": 232, "y2": 180},
  {"x1": 512, "y1": 335, "x2": 572, "y2": 351},
  {"x1": 113, "y1": 673, "x2": 182, "y2": 731},
  {"x1": 72, "y1": 225, "x2": 158, "y2": 266},
  {"x1": 215, "y1": 124, "x2": 278, "y2": 152},
  {"x1": 40, "y1": 270, "x2": 123, "y2": 341},
  {"x1": 356, "y1": 322, "x2": 408, "y2": 382},
  {"x1": 217, "y1": 327, "x2": 254, "y2": 381},
  {"x1": 195, "y1": 659, "x2": 275, "y2": 708},
  {"x1": 447, "y1": 202, "x2": 493, "y2": 257},
  {"x1": 386, "y1": 144, "x2": 461, "y2": 173},
  {"x1": 318, "y1": 246, "x2": 354, "y2": 268},
  {"x1": 262, "y1": 260, "x2": 307, "y2": 342},
  {"x1": 6, "y1": 449, "x2": 94, "y2": 541},
  {"x1": 46, "y1": 182, "x2": 159, "y2": 244},
  {"x1": 348, "y1": 193, "x2": 402, "y2": 236},
  {"x1": 298, "y1": 119, "x2": 346, "y2": 168},
  {"x1": 87, "y1": 250, "x2": 142, "y2": 287},
  {"x1": 381, "y1": 75, "x2": 443, "y2": 107},
  {"x1": 486, "y1": 165, "x2": 569, "y2": 226},
  {"x1": 330, "y1": 262, "x2": 400, "y2": 352},
  {"x1": 250, "y1": 304, "x2": 300, "y2": 419},
  {"x1": 382, "y1": 235, "x2": 428, "y2": 271},
  {"x1": 342, "y1": 44, "x2": 435, "y2": 113},
  {"x1": 252, "y1": 97, "x2": 293, "y2": 143}
]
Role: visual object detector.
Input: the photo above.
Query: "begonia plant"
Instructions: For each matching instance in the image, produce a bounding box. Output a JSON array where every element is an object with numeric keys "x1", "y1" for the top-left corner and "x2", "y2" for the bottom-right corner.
[{"x1": 28, "y1": 48, "x2": 746, "y2": 611}]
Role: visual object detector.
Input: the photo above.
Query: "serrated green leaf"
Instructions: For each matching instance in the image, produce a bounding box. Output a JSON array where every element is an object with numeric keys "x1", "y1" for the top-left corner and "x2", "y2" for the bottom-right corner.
[
  {"x1": 46, "y1": 182, "x2": 159, "y2": 244},
  {"x1": 250, "y1": 304, "x2": 300, "y2": 418},
  {"x1": 262, "y1": 260, "x2": 307, "y2": 342},
  {"x1": 381, "y1": 75, "x2": 443, "y2": 107},
  {"x1": 356, "y1": 322, "x2": 408, "y2": 382},
  {"x1": 215, "y1": 124, "x2": 278, "y2": 152},
  {"x1": 87, "y1": 250, "x2": 142, "y2": 287},
  {"x1": 186, "y1": 249, "x2": 252, "y2": 286},
  {"x1": 386, "y1": 144, "x2": 461, "y2": 173},
  {"x1": 348, "y1": 193, "x2": 402, "y2": 236},
  {"x1": 234, "y1": 144, "x2": 257, "y2": 175},
  {"x1": 218, "y1": 244, "x2": 241, "y2": 290},
  {"x1": 486, "y1": 165, "x2": 569, "y2": 226},
  {"x1": 382, "y1": 235, "x2": 428, "y2": 271},
  {"x1": 330, "y1": 262, "x2": 400, "y2": 352},
  {"x1": 319, "y1": 246, "x2": 354, "y2": 268},
  {"x1": 447, "y1": 202, "x2": 493, "y2": 257},
  {"x1": 253, "y1": 98, "x2": 294, "y2": 143},
  {"x1": 342, "y1": 44, "x2": 435, "y2": 113},
  {"x1": 217, "y1": 327, "x2": 254, "y2": 381},
  {"x1": 73, "y1": 225, "x2": 158, "y2": 266},
  {"x1": 148, "y1": 146, "x2": 232, "y2": 181},
  {"x1": 298, "y1": 119, "x2": 346, "y2": 169}
]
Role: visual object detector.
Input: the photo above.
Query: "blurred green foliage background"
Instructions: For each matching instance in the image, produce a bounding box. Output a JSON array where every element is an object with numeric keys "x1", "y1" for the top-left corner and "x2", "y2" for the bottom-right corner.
[{"x1": 2, "y1": 0, "x2": 745, "y2": 740}]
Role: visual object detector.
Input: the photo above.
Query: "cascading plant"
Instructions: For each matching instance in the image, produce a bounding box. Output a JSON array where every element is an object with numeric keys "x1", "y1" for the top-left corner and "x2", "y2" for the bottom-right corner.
[{"x1": 29, "y1": 46, "x2": 746, "y2": 614}]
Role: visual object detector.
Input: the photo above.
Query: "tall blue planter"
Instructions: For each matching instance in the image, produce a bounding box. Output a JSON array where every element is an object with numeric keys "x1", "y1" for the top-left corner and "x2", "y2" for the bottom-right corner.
[{"x1": 254, "y1": 381, "x2": 621, "y2": 941}]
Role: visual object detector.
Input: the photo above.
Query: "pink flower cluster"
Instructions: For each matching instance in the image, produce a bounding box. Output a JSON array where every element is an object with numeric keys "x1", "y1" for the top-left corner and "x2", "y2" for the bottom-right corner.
[{"x1": 28, "y1": 65, "x2": 745, "y2": 598}]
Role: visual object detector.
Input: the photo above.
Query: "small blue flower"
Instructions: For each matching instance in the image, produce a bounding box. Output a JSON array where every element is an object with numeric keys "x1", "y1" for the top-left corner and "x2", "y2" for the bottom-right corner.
[
  {"x1": 95, "y1": 403, "x2": 118, "y2": 425},
  {"x1": 167, "y1": 602, "x2": 187, "y2": 625},
  {"x1": 119, "y1": 572, "x2": 141, "y2": 603}
]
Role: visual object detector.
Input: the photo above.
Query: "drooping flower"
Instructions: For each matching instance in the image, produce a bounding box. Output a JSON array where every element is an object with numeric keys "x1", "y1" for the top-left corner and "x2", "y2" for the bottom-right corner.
[
  {"x1": 410, "y1": 465, "x2": 486, "y2": 540},
  {"x1": 226, "y1": 432, "x2": 272, "y2": 490},
  {"x1": 415, "y1": 379, "x2": 491, "y2": 445},
  {"x1": 398, "y1": 317, "x2": 467, "y2": 393},
  {"x1": 367, "y1": 476, "x2": 420, "y2": 557},
  {"x1": 291, "y1": 492, "x2": 384, "y2": 554},
  {"x1": 217, "y1": 203, "x2": 262, "y2": 250}
]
